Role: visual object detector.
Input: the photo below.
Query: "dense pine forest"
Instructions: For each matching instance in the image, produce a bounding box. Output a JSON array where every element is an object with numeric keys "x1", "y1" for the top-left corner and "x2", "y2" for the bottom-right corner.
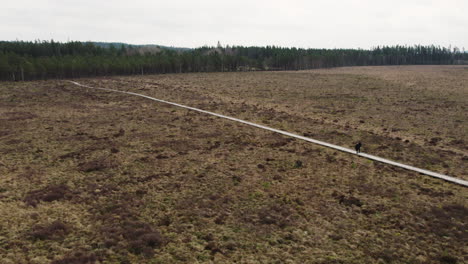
[{"x1": 0, "y1": 40, "x2": 467, "y2": 81}]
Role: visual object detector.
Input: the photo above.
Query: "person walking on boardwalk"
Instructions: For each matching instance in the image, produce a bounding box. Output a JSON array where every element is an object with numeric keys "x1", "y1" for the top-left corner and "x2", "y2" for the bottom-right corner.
[{"x1": 355, "y1": 142, "x2": 362, "y2": 154}]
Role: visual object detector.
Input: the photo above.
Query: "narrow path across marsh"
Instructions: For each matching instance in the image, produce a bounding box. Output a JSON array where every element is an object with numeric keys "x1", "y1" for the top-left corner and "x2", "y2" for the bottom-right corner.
[{"x1": 68, "y1": 81, "x2": 468, "y2": 187}]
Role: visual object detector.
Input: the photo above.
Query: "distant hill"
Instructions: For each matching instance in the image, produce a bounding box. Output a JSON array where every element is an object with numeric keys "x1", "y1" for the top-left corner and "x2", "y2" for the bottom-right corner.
[{"x1": 91, "y1": 42, "x2": 191, "y2": 52}]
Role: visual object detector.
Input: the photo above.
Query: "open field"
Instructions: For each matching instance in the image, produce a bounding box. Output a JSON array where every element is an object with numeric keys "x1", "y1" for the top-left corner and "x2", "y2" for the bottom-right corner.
[{"x1": 0, "y1": 66, "x2": 467, "y2": 263}]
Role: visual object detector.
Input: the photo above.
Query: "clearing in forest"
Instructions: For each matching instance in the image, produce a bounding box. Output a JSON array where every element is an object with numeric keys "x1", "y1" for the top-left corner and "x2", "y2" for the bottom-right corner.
[{"x1": 0, "y1": 65, "x2": 466, "y2": 263}]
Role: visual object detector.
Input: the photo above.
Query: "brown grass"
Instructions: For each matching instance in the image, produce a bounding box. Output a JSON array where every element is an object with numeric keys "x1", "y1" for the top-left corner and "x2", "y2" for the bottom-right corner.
[{"x1": 0, "y1": 66, "x2": 467, "y2": 263}]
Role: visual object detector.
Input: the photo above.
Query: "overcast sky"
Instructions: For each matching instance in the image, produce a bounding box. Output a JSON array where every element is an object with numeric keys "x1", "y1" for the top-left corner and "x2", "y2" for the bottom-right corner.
[{"x1": 2, "y1": 0, "x2": 467, "y2": 49}]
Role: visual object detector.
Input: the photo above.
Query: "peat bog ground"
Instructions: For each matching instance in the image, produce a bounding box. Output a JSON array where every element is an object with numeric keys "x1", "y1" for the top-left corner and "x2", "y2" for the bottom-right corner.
[{"x1": 0, "y1": 65, "x2": 467, "y2": 263}]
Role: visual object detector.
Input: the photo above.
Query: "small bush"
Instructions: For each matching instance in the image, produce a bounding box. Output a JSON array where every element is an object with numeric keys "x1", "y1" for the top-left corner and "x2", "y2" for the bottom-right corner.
[
  {"x1": 110, "y1": 147, "x2": 120, "y2": 153},
  {"x1": 294, "y1": 160, "x2": 303, "y2": 168},
  {"x1": 30, "y1": 220, "x2": 68, "y2": 240},
  {"x1": 127, "y1": 231, "x2": 164, "y2": 255},
  {"x1": 439, "y1": 255, "x2": 458, "y2": 264},
  {"x1": 113, "y1": 128, "x2": 125, "y2": 137},
  {"x1": 101, "y1": 219, "x2": 166, "y2": 256},
  {"x1": 24, "y1": 184, "x2": 71, "y2": 206},
  {"x1": 326, "y1": 154, "x2": 336, "y2": 163},
  {"x1": 205, "y1": 241, "x2": 222, "y2": 254},
  {"x1": 214, "y1": 214, "x2": 227, "y2": 225},
  {"x1": 51, "y1": 251, "x2": 97, "y2": 264},
  {"x1": 422, "y1": 204, "x2": 467, "y2": 239},
  {"x1": 338, "y1": 195, "x2": 363, "y2": 207},
  {"x1": 258, "y1": 204, "x2": 295, "y2": 228},
  {"x1": 141, "y1": 233, "x2": 164, "y2": 248},
  {"x1": 78, "y1": 157, "x2": 116, "y2": 172}
]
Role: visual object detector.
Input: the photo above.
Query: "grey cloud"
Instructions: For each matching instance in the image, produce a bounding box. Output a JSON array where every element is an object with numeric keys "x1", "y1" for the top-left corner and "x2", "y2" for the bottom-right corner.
[{"x1": 1, "y1": 0, "x2": 466, "y2": 48}]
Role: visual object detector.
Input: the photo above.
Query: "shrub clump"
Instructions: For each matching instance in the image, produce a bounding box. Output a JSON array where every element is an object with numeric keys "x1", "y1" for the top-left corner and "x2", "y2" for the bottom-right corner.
[
  {"x1": 51, "y1": 251, "x2": 97, "y2": 264},
  {"x1": 337, "y1": 195, "x2": 363, "y2": 207},
  {"x1": 24, "y1": 184, "x2": 72, "y2": 206},
  {"x1": 30, "y1": 220, "x2": 68, "y2": 240},
  {"x1": 257, "y1": 204, "x2": 296, "y2": 228},
  {"x1": 294, "y1": 160, "x2": 303, "y2": 168},
  {"x1": 78, "y1": 157, "x2": 117, "y2": 172},
  {"x1": 422, "y1": 204, "x2": 467, "y2": 239},
  {"x1": 123, "y1": 221, "x2": 165, "y2": 255},
  {"x1": 100, "y1": 217, "x2": 166, "y2": 256}
]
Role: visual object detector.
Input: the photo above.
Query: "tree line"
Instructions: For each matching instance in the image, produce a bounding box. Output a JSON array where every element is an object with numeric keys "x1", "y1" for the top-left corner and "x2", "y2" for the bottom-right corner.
[{"x1": 0, "y1": 40, "x2": 467, "y2": 81}]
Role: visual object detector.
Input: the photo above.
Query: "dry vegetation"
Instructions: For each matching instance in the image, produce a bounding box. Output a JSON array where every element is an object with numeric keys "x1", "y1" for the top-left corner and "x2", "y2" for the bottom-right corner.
[{"x1": 0, "y1": 65, "x2": 467, "y2": 263}]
